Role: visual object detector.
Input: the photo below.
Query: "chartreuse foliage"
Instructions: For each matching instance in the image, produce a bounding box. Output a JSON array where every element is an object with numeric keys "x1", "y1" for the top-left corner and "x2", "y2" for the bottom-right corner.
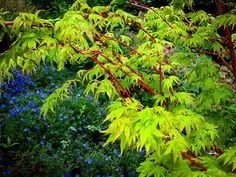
[{"x1": 0, "y1": 0, "x2": 236, "y2": 176}]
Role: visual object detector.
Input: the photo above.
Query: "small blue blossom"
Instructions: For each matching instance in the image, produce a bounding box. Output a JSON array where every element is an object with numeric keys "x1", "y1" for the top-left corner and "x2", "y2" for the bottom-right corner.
[
  {"x1": 22, "y1": 107, "x2": 28, "y2": 111},
  {"x1": 44, "y1": 124, "x2": 50, "y2": 129},
  {"x1": 35, "y1": 126, "x2": 40, "y2": 130},
  {"x1": 23, "y1": 128, "x2": 30, "y2": 132},
  {"x1": 131, "y1": 171, "x2": 136, "y2": 176},
  {"x1": 86, "y1": 158, "x2": 93, "y2": 164},
  {"x1": 114, "y1": 149, "x2": 121, "y2": 158},
  {"x1": 22, "y1": 118, "x2": 26, "y2": 123},
  {"x1": 28, "y1": 100, "x2": 35, "y2": 108},
  {"x1": 63, "y1": 115, "x2": 68, "y2": 120},
  {"x1": 77, "y1": 149, "x2": 80, "y2": 155},
  {"x1": 3, "y1": 92, "x2": 9, "y2": 98},
  {"x1": 6, "y1": 168, "x2": 12, "y2": 176},
  {"x1": 87, "y1": 95, "x2": 94, "y2": 102},
  {"x1": 40, "y1": 141, "x2": 45, "y2": 146},
  {"x1": 105, "y1": 155, "x2": 109, "y2": 161},
  {"x1": 25, "y1": 137, "x2": 31, "y2": 141}
]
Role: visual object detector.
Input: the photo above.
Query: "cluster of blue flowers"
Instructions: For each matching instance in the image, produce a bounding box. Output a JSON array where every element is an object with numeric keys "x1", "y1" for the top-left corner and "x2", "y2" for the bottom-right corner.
[{"x1": 0, "y1": 64, "x2": 144, "y2": 176}]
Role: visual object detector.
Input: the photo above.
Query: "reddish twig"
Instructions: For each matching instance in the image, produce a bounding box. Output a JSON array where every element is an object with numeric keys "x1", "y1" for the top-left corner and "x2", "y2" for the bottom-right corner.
[
  {"x1": 131, "y1": 22, "x2": 156, "y2": 43},
  {"x1": 72, "y1": 45, "x2": 133, "y2": 102},
  {"x1": 94, "y1": 35, "x2": 143, "y2": 78},
  {"x1": 213, "y1": 144, "x2": 223, "y2": 155},
  {"x1": 92, "y1": 49, "x2": 156, "y2": 95},
  {"x1": 181, "y1": 152, "x2": 207, "y2": 171},
  {"x1": 216, "y1": 0, "x2": 236, "y2": 81},
  {"x1": 193, "y1": 46, "x2": 227, "y2": 56},
  {"x1": 100, "y1": 34, "x2": 142, "y2": 56}
]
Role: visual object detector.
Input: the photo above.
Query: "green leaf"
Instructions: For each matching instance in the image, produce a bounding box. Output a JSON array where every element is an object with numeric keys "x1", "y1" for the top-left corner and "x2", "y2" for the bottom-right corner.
[{"x1": 164, "y1": 131, "x2": 188, "y2": 163}]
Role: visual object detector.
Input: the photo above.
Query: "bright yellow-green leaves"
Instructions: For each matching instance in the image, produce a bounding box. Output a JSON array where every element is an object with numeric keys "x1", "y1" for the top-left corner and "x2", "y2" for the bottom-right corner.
[
  {"x1": 40, "y1": 79, "x2": 77, "y2": 117},
  {"x1": 218, "y1": 146, "x2": 236, "y2": 171},
  {"x1": 1, "y1": 0, "x2": 235, "y2": 176},
  {"x1": 102, "y1": 98, "x2": 215, "y2": 160}
]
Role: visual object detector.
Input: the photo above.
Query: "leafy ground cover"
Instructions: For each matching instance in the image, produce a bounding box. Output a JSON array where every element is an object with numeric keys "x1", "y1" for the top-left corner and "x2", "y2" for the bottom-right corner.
[{"x1": 0, "y1": 63, "x2": 145, "y2": 176}]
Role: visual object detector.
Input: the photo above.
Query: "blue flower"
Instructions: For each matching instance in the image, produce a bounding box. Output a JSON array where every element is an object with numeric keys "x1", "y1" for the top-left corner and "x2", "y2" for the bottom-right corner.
[
  {"x1": 86, "y1": 158, "x2": 93, "y2": 164},
  {"x1": 6, "y1": 168, "x2": 12, "y2": 175},
  {"x1": 40, "y1": 141, "x2": 45, "y2": 146},
  {"x1": 82, "y1": 143, "x2": 87, "y2": 148},
  {"x1": 63, "y1": 115, "x2": 68, "y2": 120},
  {"x1": 22, "y1": 118, "x2": 26, "y2": 123},
  {"x1": 138, "y1": 149, "x2": 146, "y2": 157},
  {"x1": 23, "y1": 128, "x2": 30, "y2": 132},
  {"x1": 131, "y1": 171, "x2": 136, "y2": 176},
  {"x1": 22, "y1": 107, "x2": 28, "y2": 111},
  {"x1": 25, "y1": 137, "x2": 31, "y2": 141},
  {"x1": 44, "y1": 124, "x2": 50, "y2": 129},
  {"x1": 35, "y1": 126, "x2": 40, "y2": 130},
  {"x1": 77, "y1": 149, "x2": 80, "y2": 155},
  {"x1": 28, "y1": 100, "x2": 35, "y2": 108},
  {"x1": 114, "y1": 149, "x2": 121, "y2": 158},
  {"x1": 87, "y1": 95, "x2": 94, "y2": 102},
  {"x1": 104, "y1": 154, "x2": 109, "y2": 161},
  {"x1": 3, "y1": 92, "x2": 9, "y2": 98}
]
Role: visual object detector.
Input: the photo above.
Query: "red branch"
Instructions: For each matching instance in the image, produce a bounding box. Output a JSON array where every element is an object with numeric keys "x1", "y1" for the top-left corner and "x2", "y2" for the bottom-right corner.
[
  {"x1": 131, "y1": 22, "x2": 156, "y2": 43},
  {"x1": 92, "y1": 50, "x2": 116, "y2": 65},
  {"x1": 181, "y1": 152, "x2": 207, "y2": 171},
  {"x1": 213, "y1": 144, "x2": 223, "y2": 155},
  {"x1": 91, "y1": 55, "x2": 133, "y2": 102},
  {"x1": 193, "y1": 46, "x2": 226, "y2": 56},
  {"x1": 94, "y1": 35, "x2": 143, "y2": 78},
  {"x1": 164, "y1": 59, "x2": 180, "y2": 92},
  {"x1": 93, "y1": 49, "x2": 156, "y2": 95},
  {"x1": 71, "y1": 45, "x2": 133, "y2": 102},
  {"x1": 216, "y1": 0, "x2": 236, "y2": 81},
  {"x1": 100, "y1": 34, "x2": 142, "y2": 56},
  {"x1": 154, "y1": 66, "x2": 164, "y2": 96}
]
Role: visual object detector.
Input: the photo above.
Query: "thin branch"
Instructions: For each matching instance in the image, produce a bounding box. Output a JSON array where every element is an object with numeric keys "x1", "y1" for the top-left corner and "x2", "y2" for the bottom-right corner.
[
  {"x1": 181, "y1": 152, "x2": 207, "y2": 171},
  {"x1": 71, "y1": 45, "x2": 133, "y2": 102},
  {"x1": 100, "y1": 34, "x2": 142, "y2": 56},
  {"x1": 131, "y1": 22, "x2": 157, "y2": 43},
  {"x1": 92, "y1": 49, "x2": 156, "y2": 95}
]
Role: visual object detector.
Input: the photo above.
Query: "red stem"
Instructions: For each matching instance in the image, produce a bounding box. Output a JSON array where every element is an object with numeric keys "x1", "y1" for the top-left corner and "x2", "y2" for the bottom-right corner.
[
  {"x1": 100, "y1": 34, "x2": 142, "y2": 56},
  {"x1": 131, "y1": 22, "x2": 156, "y2": 43},
  {"x1": 90, "y1": 55, "x2": 133, "y2": 102},
  {"x1": 216, "y1": 0, "x2": 236, "y2": 81},
  {"x1": 164, "y1": 59, "x2": 180, "y2": 92},
  {"x1": 193, "y1": 46, "x2": 227, "y2": 56},
  {"x1": 92, "y1": 50, "x2": 116, "y2": 65},
  {"x1": 154, "y1": 66, "x2": 164, "y2": 96},
  {"x1": 72, "y1": 45, "x2": 133, "y2": 102},
  {"x1": 181, "y1": 152, "x2": 207, "y2": 171},
  {"x1": 93, "y1": 50, "x2": 156, "y2": 95},
  {"x1": 94, "y1": 35, "x2": 143, "y2": 78}
]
